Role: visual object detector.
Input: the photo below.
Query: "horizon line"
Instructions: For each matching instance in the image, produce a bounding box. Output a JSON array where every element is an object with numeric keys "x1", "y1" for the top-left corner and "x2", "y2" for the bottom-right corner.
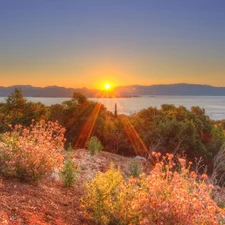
[{"x1": 0, "y1": 82, "x2": 224, "y2": 90}]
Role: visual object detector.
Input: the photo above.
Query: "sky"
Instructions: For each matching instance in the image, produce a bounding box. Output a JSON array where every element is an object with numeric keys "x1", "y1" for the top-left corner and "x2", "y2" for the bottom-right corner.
[{"x1": 1, "y1": 0, "x2": 225, "y2": 89}]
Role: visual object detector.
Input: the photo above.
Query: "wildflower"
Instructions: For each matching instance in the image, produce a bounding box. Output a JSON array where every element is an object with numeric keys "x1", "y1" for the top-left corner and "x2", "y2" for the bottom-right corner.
[
  {"x1": 178, "y1": 158, "x2": 186, "y2": 166},
  {"x1": 201, "y1": 174, "x2": 208, "y2": 180}
]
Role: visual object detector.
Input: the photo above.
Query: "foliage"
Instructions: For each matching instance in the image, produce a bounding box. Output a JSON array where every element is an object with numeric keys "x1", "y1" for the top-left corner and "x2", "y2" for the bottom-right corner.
[
  {"x1": 0, "y1": 120, "x2": 65, "y2": 182},
  {"x1": 87, "y1": 136, "x2": 103, "y2": 156},
  {"x1": 0, "y1": 88, "x2": 49, "y2": 131},
  {"x1": 210, "y1": 125, "x2": 225, "y2": 153},
  {"x1": 82, "y1": 163, "x2": 124, "y2": 224},
  {"x1": 61, "y1": 145, "x2": 77, "y2": 187},
  {"x1": 61, "y1": 97, "x2": 107, "y2": 148},
  {"x1": 6, "y1": 88, "x2": 27, "y2": 106},
  {"x1": 83, "y1": 154, "x2": 225, "y2": 225},
  {"x1": 102, "y1": 116, "x2": 130, "y2": 154},
  {"x1": 1, "y1": 89, "x2": 225, "y2": 181},
  {"x1": 48, "y1": 104, "x2": 65, "y2": 125},
  {"x1": 114, "y1": 103, "x2": 117, "y2": 118},
  {"x1": 211, "y1": 144, "x2": 225, "y2": 185},
  {"x1": 128, "y1": 158, "x2": 142, "y2": 178},
  {"x1": 72, "y1": 92, "x2": 87, "y2": 104},
  {"x1": 131, "y1": 104, "x2": 225, "y2": 168}
]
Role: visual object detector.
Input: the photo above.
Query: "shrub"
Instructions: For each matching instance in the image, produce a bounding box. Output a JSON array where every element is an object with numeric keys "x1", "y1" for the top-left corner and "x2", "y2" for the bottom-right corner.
[
  {"x1": 128, "y1": 158, "x2": 142, "y2": 178},
  {"x1": 130, "y1": 153, "x2": 224, "y2": 225},
  {"x1": 61, "y1": 145, "x2": 77, "y2": 187},
  {"x1": 87, "y1": 136, "x2": 103, "y2": 156},
  {"x1": 0, "y1": 120, "x2": 65, "y2": 182},
  {"x1": 82, "y1": 154, "x2": 225, "y2": 225},
  {"x1": 82, "y1": 163, "x2": 124, "y2": 224}
]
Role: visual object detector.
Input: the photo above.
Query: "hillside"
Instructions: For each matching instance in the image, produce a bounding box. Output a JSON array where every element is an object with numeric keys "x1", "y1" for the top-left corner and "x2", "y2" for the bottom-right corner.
[
  {"x1": 1, "y1": 149, "x2": 225, "y2": 225},
  {"x1": 0, "y1": 150, "x2": 139, "y2": 225}
]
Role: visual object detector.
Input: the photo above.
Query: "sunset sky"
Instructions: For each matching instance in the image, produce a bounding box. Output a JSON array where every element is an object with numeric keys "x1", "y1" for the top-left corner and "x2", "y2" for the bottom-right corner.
[{"x1": 1, "y1": 0, "x2": 225, "y2": 89}]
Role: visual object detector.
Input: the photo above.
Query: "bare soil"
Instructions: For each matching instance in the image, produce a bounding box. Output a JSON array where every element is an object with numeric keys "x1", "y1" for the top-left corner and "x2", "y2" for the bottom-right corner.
[
  {"x1": 0, "y1": 150, "x2": 136, "y2": 225},
  {"x1": 1, "y1": 149, "x2": 224, "y2": 225}
]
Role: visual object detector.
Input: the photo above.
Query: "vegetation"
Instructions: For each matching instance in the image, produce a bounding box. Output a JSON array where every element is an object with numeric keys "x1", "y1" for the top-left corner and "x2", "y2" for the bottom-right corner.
[
  {"x1": 82, "y1": 163, "x2": 124, "y2": 224},
  {"x1": 83, "y1": 154, "x2": 225, "y2": 225},
  {"x1": 61, "y1": 150, "x2": 77, "y2": 187},
  {"x1": 0, "y1": 120, "x2": 65, "y2": 182},
  {"x1": 0, "y1": 89, "x2": 225, "y2": 224},
  {"x1": 87, "y1": 136, "x2": 104, "y2": 156},
  {"x1": 128, "y1": 158, "x2": 142, "y2": 178},
  {"x1": 1, "y1": 88, "x2": 225, "y2": 172},
  {"x1": 0, "y1": 88, "x2": 48, "y2": 132}
]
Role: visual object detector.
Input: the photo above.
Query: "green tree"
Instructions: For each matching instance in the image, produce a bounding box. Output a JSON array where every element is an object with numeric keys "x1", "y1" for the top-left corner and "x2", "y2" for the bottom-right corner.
[
  {"x1": 0, "y1": 89, "x2": 49, "y2": 131},
  {"x1": 131, "y1": 104, "x2": 224, "y2": 167},
  {"x1": 61, "y1": 144, "x2": 77, "y2": 187},
  {"x1": 0, "y1": 88, "x2": 27, "y2": 130},
  {"x1": 87, "y1": 136, "x2": 103, "y2": 155}
]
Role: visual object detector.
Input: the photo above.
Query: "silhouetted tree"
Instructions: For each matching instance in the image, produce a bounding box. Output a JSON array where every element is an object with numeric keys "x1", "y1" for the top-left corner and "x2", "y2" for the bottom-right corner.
[
  {"x1": 72, "y1": 92, "x2": 87, "y2": 104},
  {"x1": 114, "y1": 103, "x2": 117, "y2": 118}
]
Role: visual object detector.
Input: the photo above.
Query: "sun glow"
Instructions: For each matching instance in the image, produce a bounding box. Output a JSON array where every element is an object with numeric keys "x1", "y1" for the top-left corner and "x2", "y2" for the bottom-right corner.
[{"x1": 105, "y1": 83, "x2": 111, "y2": 90}]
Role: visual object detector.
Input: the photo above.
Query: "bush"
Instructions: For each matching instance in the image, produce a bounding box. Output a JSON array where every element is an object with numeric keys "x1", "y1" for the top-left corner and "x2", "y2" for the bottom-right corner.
[
  {"x1": 87, "y1": 136, "x2": 103, "y2": 156},
  {"x1": 82, "y1": 154, "x2": 225, "y2": 225},
  {"x1": 0, "y1": 120, "x2": 65, "y2": 182},
  {"x1": 129, "y1": 153, "x2": 225, "y2": 225},
  {"x1": 128, "y1": 158, "x2": 142, "y2": 178},
  {"x1": 82, "y1": 163, "x2": 124, "y2": 224},
  {"x1": 61, "y1": 145, "x2": 77, "y2": 187}
]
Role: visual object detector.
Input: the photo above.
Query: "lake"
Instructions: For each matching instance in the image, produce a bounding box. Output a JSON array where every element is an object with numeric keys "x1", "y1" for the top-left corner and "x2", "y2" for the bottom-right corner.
[{"x1": 0, "y1": 96, "x2": 225, "y2": 120}]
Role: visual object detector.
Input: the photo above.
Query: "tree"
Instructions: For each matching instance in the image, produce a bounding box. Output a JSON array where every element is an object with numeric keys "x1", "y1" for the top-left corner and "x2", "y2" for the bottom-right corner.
[
  {"x1": 114, "y1": 103, "x2": 118, "y2": 118},
  {"x1": 131, "y1": 104, "x2": 225, "y2": 167},
  {"x1": 6, "y1": 88, "x2": 27, "y2": 106},
  {"x1": 0, "y1": 89, "x2": 49, "y2": 131},
  {"x1": 72, "y1": 92, "x2": 87, "y2": 104},
  {"x1": 0, "y1": 88, "x2": 27, "y2": 130}
]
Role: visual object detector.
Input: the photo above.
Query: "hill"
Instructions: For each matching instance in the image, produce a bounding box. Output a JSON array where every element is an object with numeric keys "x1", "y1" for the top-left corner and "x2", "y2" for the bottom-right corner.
[
  {"x1": 0, "y1": 149, "x2": 224, "y2": 224},
  {"x1": 0, "y1": 85, "x2": 102, "y2": 98},
  {"x1": 1, "y1": 83, "x2": 225, "y2": 97},
  {"x1": 114, "y1": 83, "x2": 225, "y2": 96},
  {"x1": 0, "y1": 150, "x2": 138, "y2": 225}
]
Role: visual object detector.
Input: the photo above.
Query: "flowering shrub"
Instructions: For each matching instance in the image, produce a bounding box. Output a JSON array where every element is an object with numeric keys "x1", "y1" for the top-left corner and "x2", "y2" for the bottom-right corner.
[
  {"x1": 131, "y1": 153, "x2": 225, "y2": 225},
  {"x1": 82, "y1": 163, "x2": 124, "y2": 224},
  {"x1": 0, "y1": 120, "x2": 66, "y2": 182},
  {"x1": 83, "y1": 154, "x2": 225, "y2": 225}
]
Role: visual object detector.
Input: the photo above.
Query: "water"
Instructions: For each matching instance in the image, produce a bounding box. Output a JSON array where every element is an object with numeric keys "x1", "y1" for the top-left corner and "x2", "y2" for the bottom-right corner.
[{"x1": 0, "y1": 96, "x2": 225, "y2": 120}]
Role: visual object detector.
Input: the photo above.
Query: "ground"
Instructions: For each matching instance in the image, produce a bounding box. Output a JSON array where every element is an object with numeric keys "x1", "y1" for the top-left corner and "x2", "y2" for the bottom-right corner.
[
  {"x1": 0, "y1": 150, "x2": 139, "y2": 225},
  {"x1": 1, "y1": 150, "x2": 224, "y2": 225}
]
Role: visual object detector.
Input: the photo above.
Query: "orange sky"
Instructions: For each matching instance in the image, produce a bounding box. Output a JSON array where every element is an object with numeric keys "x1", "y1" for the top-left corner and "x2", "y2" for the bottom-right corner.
[
  {"x1": 1, "y1": 1, "x2": 225, "y2": 89},
  {"x1": 1, "y1": 55, "x2": 225, "y2": 89}
]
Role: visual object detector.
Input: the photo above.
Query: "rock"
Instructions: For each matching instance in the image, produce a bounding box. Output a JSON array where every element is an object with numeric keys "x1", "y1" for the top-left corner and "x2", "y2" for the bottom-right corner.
[
  {"x1": 50, "y1": 169, "x2": 61, "y2": 181},
  {"x1": 134, "y1": 156, "x2": 147, "y2": 161}
]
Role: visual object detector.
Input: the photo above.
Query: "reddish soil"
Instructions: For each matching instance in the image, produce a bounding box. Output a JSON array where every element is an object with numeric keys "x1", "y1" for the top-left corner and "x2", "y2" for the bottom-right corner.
[
  {"x1": 0, "y1": 150, "x2": 137, "y2": 225},
  {"x1": 1, "y1": 149, "x2": 223, "y2": 225}
]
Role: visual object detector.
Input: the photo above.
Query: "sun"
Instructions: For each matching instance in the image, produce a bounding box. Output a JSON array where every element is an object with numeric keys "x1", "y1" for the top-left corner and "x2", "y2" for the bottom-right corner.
[{"x1": 105, "y1": 83, "x2": 111, "y2": 90}]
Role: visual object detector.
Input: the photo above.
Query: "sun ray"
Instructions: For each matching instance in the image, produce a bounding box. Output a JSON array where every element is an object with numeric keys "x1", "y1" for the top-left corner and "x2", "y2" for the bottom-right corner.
[
  {"x1": 75, "y1": 102, "x2": 102, "y2": 148},
  {"x1": 120, "y1": 115, "x2": 153, "y2": 161}
]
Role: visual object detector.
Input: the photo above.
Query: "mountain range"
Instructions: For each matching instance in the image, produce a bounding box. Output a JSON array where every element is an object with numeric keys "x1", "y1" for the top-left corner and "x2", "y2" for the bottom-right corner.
[{"x1": 1, "y1": 83, "x2": 225, "y2": 97}]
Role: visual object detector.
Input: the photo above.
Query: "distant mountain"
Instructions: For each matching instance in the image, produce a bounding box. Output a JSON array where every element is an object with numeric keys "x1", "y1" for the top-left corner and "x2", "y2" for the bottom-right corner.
[
  {"x1": 1, "y1": 83, "x2": 225, "y2": 97},
  {"x1": 0, "y1": 85, "x2": 102, "y2": 97},
  {"x1": 114, "y1": 83, "x2": 225, "y2": 96}
]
